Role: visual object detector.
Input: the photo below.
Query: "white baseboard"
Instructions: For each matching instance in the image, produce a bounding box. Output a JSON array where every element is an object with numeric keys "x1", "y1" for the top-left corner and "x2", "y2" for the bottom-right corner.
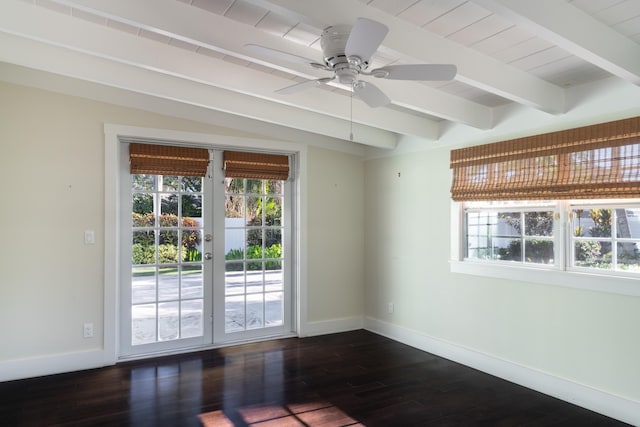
[
  {"x1": 0, "y1": 315, "x2": 366, "y2": 382},
  {"x1": 300, "y1": 316, "x2": 364, "y2": 337},
  {"x1": 0, "y1": 349, "x2": 108, "y2": 382},
  {"x1": 364, "y1": 317, "x2": 639, "y2": 426}
]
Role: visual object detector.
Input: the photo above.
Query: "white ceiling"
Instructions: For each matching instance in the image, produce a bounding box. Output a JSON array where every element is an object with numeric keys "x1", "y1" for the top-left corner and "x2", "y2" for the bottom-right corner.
[{"x1": 1, "y1": 0, "x2": 640, "y2": 149}]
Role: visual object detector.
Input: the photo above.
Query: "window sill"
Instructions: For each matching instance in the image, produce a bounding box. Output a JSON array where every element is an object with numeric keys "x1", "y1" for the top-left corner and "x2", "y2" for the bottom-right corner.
[{"x1": 450, "y1": 260, "x2": 640, "y2": 297}]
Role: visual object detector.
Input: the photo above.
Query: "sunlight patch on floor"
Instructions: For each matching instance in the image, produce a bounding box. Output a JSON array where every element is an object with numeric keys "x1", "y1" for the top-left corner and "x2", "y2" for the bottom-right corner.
[{"x1": 199, "y1": 401, "x2": 364, "y2": 426}]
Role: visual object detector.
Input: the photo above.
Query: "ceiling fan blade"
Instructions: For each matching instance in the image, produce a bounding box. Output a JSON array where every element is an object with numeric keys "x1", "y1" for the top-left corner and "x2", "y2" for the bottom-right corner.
[
  {"x1": 276, "y1": 77, "x2": 335, "y2": 95},
  {"x1": 373, "y1": 64, "x2": 457, "y2": 81},
  {"x1": 245, "y1": 44, "x2": 315, "y2": 66},
  {"x1": 353, "y1": 81, "x2": 390, "y2": 108},
  {"x1": 345, "y1": 18, "x2": 389, "y2": 62}
]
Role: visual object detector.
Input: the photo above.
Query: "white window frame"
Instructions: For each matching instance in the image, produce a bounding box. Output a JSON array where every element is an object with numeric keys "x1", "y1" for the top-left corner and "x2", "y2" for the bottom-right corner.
[{"x1": 451, "y1": 200, "x2": 640, "y2": 297}]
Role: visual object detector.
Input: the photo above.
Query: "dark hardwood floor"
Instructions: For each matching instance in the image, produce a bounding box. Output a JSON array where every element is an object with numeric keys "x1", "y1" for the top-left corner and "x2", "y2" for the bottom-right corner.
[{"x1": 0, "y1": 330, "x2": 629, "y2": 426}]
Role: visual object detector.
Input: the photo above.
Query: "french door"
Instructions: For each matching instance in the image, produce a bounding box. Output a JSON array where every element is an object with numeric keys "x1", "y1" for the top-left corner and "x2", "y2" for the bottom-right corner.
[{"x1": 119, "y1": 147, "x2": 293, "y2": 358}]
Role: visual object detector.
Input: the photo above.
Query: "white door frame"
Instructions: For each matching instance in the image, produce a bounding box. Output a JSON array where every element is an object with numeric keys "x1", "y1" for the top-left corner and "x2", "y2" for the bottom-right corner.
[{"x1": 103, "y1": 124, "x2": 308, "y2": 363}]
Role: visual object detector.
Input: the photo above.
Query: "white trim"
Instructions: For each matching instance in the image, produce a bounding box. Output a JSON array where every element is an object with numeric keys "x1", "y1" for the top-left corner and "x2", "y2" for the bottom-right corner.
[
  {"x1": 104, "y1": 124, "x2": 308, "y2": 360},
  {"x1": 103, "y1": 125, "x2": 119, "y2": 365},
  {"x1": 300, "y1": 316, "x2": 364, "y2": 337},
  {"x1": 295, "y1": 149, "x2": 308, "y2": 338},
  {"x1": 0, "y1": 350, "x2": 107, "y2": 382},
  {"x1": 117, "y1": 332, "x2": 299, "y2": 363},
  {"x1": 450, "y1": 260, "x2": 640, "y2": 297},
  {"x1": 364, "y1": 317, "x2": 640, "y2": 426},
  {"x1": 0, "y1": 313, "x2": 354, "y2": 381}
]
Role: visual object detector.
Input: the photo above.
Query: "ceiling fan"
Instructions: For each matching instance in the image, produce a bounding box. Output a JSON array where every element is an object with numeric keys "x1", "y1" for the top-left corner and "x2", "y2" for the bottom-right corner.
[{"x1": 245, "y1": 17, "x2": 457, "y2": 108}]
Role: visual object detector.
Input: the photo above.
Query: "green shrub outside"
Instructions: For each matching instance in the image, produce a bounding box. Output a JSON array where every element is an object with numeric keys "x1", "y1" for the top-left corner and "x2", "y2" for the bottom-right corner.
[
  {"x1": 132, "y1": 213, "x2": 202, "y2": 264},
  {"x1": 225, "y1": 248, "x2": 244, "y2": 261},
  {"x1": 498, "y1": 239, "x2": 554, "y2": 263},
  {"x1": 131, "y1": 243, "x2": 177, "y2": 264},
  {"x1": 574, "y1": 240, "x2": 602, "y2": 265},
  {"x1": 158, "y1": 244, "x2": 179, "y2": 263},
  {"x1": 224, "y1": 243, "x2": 282, "y2": 270},
  {"x1": 132, "y1": 243, "x2": 155, "y2": 264}
]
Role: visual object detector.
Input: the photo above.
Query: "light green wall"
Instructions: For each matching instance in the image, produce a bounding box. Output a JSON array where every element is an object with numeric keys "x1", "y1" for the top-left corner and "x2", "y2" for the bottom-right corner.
[
  {"x1": 364, "y1": 147, "x2": 640, "y2": 401},
  {"x1": 307, "y1": 146, "x2": 364, "y2": 321},
  {"x1": 0, "y1": 81, "x2": 364, "y2": 362}
]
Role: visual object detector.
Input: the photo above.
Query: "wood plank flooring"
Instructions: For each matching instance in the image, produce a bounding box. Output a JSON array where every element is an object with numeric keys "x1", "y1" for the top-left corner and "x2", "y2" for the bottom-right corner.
[{"x1": 0, "y1": 330, "x2": 629, "y2": 426}]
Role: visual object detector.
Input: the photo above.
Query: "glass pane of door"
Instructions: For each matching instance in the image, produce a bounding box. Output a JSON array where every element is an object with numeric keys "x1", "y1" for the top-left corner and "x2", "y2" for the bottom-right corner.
[
  {"x1": 223, "y1": 178, "x2": 285, "y2": 336},
  {"x1": 129, "y1": 174, "x2": 206, "y2": 349}
]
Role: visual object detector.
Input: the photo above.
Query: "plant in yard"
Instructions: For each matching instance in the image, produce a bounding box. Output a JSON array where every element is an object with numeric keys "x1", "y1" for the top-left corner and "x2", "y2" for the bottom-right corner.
[
  {"x1": 225, "y1": 243, "x2": 282, "y2": 270},
  {"x1": 132, "y1": 213, "x2": 202, "y2": 263},
  {"x1": 132, "y1": 243, "x2": 155, "y2": 264},
  {"x1": 588, "y1": 208, "x2": 612, "y2": 237},
  {"x1": 158, "y1": 244, "x2": 179, "y2": 263},
  {"x1": 574, "y1": 240, "x2": 602, "y2": 266}
]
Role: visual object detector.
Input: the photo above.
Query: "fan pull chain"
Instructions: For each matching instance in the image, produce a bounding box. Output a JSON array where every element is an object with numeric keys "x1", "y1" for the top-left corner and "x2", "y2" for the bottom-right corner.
[{"x1": 350, "y1": 85, "x2": 354, "y2": 141}]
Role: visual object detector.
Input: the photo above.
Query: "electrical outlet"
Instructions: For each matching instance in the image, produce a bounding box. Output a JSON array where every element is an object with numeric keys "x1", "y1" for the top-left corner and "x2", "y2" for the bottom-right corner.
[
  {"x1": 83, "y1": 323, "x2": 93, "y2": 338},
  {"x1": 387, "y1": 302, "x2": 394, "y2": 314}
]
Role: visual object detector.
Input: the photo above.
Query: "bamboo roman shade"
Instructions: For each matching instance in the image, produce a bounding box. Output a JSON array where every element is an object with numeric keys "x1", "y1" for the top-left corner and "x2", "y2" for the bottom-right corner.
[
  {"x1": 223, "y1": 151, "x2": 290, "y2": 180},
  {"x1": 129, "y1": 143, "x2": 209, "y2": 177},
  {"x1": 450, "y1": 116, "x2": 640, "y2": 201}
]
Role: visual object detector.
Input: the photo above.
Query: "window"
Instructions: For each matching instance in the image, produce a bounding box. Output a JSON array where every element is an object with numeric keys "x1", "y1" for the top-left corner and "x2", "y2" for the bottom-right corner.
[
  {"x1": 465, "y1": 202, "x2": 556, "y2": 266},
  {"x1": 460, "y1": 200, "x2": 640, "y2": 276},
  {"x1": 570, "y1": 205, "x2": 640, "y2": 272},
  {"x1": 450, "y1": 117, "x2": 640, "y2": 295}
]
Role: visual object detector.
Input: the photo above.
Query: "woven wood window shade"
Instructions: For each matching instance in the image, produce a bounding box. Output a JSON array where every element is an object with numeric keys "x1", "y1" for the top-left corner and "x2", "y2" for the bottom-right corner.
[
  {"x1": 223, "y1": 151, "x2": 289, "y2": 180},
  {"x1": 129, "y1": 143, "x2": 209, "y2": 177},
  {"x1": 450, "y1": 117, "x2": 640, "y2": 201}
]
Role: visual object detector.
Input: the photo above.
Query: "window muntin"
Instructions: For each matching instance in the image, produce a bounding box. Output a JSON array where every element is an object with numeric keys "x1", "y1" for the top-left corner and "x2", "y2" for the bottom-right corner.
[{"x1": 460, "y1": 200, "x2": 640, "y2": 276}]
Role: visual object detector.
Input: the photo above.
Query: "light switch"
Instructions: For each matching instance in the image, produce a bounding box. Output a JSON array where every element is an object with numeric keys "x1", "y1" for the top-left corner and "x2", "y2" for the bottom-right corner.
[{"x1": 84, "y1": 230, "x2": 95, "y2": 245}]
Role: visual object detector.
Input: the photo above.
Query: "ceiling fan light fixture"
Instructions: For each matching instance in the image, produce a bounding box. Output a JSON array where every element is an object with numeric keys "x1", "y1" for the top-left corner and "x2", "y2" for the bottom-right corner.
[{"x1": 336, "y1": 66, "x2": 358, "y2": 85}]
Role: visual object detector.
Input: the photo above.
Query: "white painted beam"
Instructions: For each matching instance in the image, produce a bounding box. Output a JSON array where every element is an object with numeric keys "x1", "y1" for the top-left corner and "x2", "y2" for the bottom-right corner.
[
  {"x1": 0, "y1": 62, "x2": 366, "y2": 156},
  {"x1": 259, "y1": 0, "x2": 566, "y2": 115},
  {"x1": 0, "y1": 31, "x2": 396, "y2": 149},
  {"x1": 0, "y1": 1, "x2": 419, "y2": 146},
  {"x1": 475, "y1": 0, "x2": 640, "y2": 85},
  {"x1": 48, "y1": 0, "x2": 492, "y2": 129}
]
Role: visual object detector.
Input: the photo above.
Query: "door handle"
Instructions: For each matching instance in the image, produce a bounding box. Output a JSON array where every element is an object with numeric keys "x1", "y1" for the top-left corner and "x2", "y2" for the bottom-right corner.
[{"x1": 204, "y1": 252, "x2": 213, "y2": 260}]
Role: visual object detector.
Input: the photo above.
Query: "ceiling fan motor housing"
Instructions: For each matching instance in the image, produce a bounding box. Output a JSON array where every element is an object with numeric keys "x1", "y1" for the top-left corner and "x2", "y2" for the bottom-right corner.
[{"x1": 320, "y1": 24, "x2": 369, "y2": 80}]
